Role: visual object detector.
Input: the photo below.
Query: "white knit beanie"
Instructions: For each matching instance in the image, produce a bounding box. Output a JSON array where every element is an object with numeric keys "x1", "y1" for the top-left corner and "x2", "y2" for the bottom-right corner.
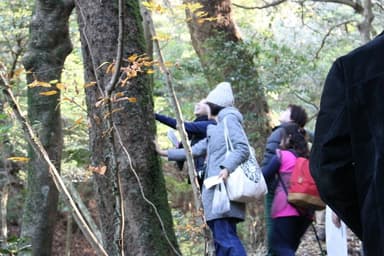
[{"x1": 206, "y1": 82, "x2": 234, "y2": 107}]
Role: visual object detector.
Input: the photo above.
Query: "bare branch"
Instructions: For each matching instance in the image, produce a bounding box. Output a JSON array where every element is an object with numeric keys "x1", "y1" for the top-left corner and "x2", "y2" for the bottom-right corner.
[
  {"x1": 313, "y1": 20, "x2": 354, "y2": 60},
  {"x1": 105, "y1": 0, "x2": 124, "y2": 95},
  {"x1": 375, "y1": 1, "x2": 384, "y2": 11},
  {"x1": 232, "y1": 0, "x2": 287, "y2": 9},
  {"x1": 293, "y1": 91, "x2": 319, "y2": 112},
  {"x1": 8, "y1": 39, "x2": 23, "y2": 79},
  {"x1": 233, "y1": 0, "x2": 363, "y2": 13},
  {"x1": 312, "y1": 0, "x2": 364, "y2": 14},
  {"x1": 141, "y1": 5, "x2": 203, "y2": 213},
  {"x1": 64, "y1": 180, "x2": 103, "y2": 243}
]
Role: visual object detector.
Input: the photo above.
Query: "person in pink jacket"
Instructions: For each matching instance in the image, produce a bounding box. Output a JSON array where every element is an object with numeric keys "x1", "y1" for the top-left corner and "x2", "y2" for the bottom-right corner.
[{"x1": 262, "y1": 123, "x2": 313, "y2": 255}]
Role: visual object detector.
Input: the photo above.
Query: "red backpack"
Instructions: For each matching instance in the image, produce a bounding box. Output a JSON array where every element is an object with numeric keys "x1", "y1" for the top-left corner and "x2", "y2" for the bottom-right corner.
[{"x1": 287, "y1": 157, "x2": 325, "y2": 210}]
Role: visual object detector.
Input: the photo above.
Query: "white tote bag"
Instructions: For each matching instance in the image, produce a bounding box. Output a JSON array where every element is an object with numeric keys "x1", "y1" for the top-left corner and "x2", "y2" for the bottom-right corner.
[
  {"x1": 212, "y1": 181, "x2": 231, "y2": 215},
  {"x1": 223, "y1": 118, "x2": 268, "y2": 203}
]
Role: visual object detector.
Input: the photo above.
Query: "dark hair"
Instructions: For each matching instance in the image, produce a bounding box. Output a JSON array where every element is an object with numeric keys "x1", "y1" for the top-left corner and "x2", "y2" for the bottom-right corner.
[
  {"x1": 280, "y1": 123, "x2": 309, "y2": 158},
  {"x1": 289, "y1": 104, "x2": 308, "y2": 128},
  {"x1": 206, "y1": 102, "x2": 225, "y2": 116}
]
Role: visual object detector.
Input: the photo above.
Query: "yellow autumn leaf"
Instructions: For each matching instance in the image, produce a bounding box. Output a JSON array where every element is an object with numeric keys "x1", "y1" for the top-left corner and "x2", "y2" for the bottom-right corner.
[
  {"x1": 62, "y1": 97, "x2": 73, "y2": 102},
  {"x1": 75, "y1": 117, "x2": 83, "y2": 125},
  {"x1": 106, "y1": 63, "x2": 115, "y2": 74},
  {"x1": 114, "y1": 92, "x2": 125, "y2": 98},
  {"x1": 13, "y1": 68, "x2": 24, "y2": 77},
  {"x1": 127, "y1": 54, "x2": 138, "y2": 63},
  {"x1": 7, "y1": 157, "x2": 30, "y2": 163},
  {"x1": 194, "y1": 11, "x2": 208, "y2": 18},
  {"x1": 56, "y1": 83, "x2": 66, "y2": 90},
  {"x1": 203, "y1": 17, "x2": 217, "y2": 22},
  {"x1": 143, "y1": 61, "x2": 153, "y2": 67},
  {"x1": 180, "y1": 3, "x2": 203, "y2": 12},
  {"x1": 155, "y1": 5, "x2": 165, "y2": 13},
  {"x1": 84, "y1": 81, "x2": 97, "y2": 88},
  {"x1": 127, "y1": 97, "x2": 137, "y2": 103},
  {"x1": 40, "y1": 90, "x2": 58, "y2": 96},
  {"x1": 146, "y1": 69, "x2": 155, "y2": 74},
  {"x1": 142, "y1": 1, "x2": 165, "y2": 13},
  {"x1": 164, "y1": 61, "x2": 173, "y2": 67},
  {"x1": 28, "y1": 80, "x2": 52, "y2": 88},
  {"x1": 197, "y1": 18, "x2": 205, "y2": 24},
  {"x1": 141, "y1": 1, "x2": 152, "y2": 8},
  {"x1": 127, "y1": 70, "x2": 137, "y2": 78},
  {"x1": 140, "y1": 56, "x2": 151, "y2": 61},
  {"x1": 49, "y1": 79, "x2": 59, "y2": 84},
  {"x1": 88, "y1": 165, "x2": 107, "y2": 175},
  {"x1": 152, "y1": 33, "x2": 171, "y2": 41}
]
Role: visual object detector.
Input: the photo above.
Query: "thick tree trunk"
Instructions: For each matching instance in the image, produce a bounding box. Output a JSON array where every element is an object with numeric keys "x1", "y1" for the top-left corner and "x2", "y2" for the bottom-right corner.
[
  {"x1": 184, "y1": 0, "x2": 270, "y2": 150},
  {"x1": 76, "y1": 1, "x2": 179, "y2": 255},
  {"x1": 21, "y1": 0, "x2": 74, "y2": 255}
]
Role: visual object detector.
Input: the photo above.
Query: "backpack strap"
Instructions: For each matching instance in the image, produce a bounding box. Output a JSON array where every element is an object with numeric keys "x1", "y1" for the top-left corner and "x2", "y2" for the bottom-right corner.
[{"x1": 276, "y1": 154, "x2": 325, "y2": 256}]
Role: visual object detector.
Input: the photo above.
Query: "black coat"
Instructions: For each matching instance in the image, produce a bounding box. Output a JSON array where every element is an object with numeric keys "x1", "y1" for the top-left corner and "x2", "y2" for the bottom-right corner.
[{"x1": 310, "y1": 31, "x2": 384, "y2": 256}]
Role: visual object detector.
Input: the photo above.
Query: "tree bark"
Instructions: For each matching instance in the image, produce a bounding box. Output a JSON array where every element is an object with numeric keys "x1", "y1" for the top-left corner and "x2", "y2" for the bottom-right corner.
[
  {"x1": 76, "y1": 1, "x2": 179, "y2": 255},
  {"x1": 184, "y1": 0, "x2": 270, "y2": 150},
  {"x1": 21, "y1": 0, "x2": 74, "y2": 255}
]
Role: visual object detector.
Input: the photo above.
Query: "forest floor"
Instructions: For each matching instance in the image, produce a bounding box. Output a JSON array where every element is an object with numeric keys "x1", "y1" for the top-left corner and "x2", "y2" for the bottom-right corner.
[
  {"x1": 47, "y1": 201, "x2": 363, "y2": 256},
  {"x1": 49, "y1": 221, "x2": 363, "y2": 255},
  {"x1": 296, "y1": 224, "x2": 363, "y2": 256},
  {"x1": 51, "y1": 212, "x2": 97, "y2": 256},
  {"x1": 9, "y1": 216, "x2": 363, "y2": 256},
  {"x1": 8, "y1": 163, "x2": 363, "y2": 255}
]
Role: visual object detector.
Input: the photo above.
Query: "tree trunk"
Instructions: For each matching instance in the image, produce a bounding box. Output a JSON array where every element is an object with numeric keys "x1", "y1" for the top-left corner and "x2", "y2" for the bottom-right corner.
[
  {"x1": 357, "y1": 0, "x2": 374, "y2": 43},
  {"x1": 76, "y1": 1, "x2": 179, "y2": 255},
  {"x1": 184, "y1": 0, "x2": 270, "y2": 150},
  {"x1": 0, "y1": 98, "x2": 9, "y2": 248},
  {"x1": 21, "y1": 0, "x2": 74, "y2": 255}
]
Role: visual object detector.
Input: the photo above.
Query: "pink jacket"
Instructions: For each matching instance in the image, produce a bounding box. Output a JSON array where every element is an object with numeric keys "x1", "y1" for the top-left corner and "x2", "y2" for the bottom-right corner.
[{"x1": 271, "y1": 150, "x2": 300, "y2": 218}]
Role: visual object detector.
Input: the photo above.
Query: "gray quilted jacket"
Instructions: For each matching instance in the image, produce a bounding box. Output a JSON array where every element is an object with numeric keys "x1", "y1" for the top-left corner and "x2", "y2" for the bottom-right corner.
[{"x1": 168, "y1": 107, "x2": 250, "y2": 221}]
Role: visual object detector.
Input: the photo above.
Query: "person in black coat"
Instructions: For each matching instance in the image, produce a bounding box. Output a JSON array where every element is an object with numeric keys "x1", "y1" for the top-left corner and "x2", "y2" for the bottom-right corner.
[{"x1": 310, "y1": 31, "x2": 384, "y2": 255}]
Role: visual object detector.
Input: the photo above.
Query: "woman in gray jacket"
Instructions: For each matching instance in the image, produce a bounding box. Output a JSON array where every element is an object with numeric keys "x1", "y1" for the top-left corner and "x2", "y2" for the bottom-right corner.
[{"x1": 156, "y1": 82, "x2": 250, "y2": 256}]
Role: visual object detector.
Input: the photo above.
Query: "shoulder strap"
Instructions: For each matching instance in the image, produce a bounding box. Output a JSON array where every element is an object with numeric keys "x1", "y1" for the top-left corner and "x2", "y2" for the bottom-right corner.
[
  {"x1": 223, "y1": 117, "x2": 233, "y2": 157},
  {"x1": 276, "y1": 152, "x2": 291, "y2": 195},
  {"x1": 223, "y1": 117, "x2": 251, "y2": 153}
]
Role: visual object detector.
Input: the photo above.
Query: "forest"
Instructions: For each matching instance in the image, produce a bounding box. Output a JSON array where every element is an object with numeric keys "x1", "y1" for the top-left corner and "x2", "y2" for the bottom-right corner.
[{"x1": 0, "y1": 0, "x2": 381, "y2": 255}]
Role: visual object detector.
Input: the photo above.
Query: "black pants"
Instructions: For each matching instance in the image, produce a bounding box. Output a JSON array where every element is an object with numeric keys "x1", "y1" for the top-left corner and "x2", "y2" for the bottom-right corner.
[{"x1": 271, "y1": 216, "x2": 311, "y2": 256}]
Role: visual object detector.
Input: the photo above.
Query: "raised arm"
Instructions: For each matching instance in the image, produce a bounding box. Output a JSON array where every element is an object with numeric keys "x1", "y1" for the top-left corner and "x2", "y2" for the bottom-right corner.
[{"x1": 155, "y1": 113, "x2": 215, "y2": 136}]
